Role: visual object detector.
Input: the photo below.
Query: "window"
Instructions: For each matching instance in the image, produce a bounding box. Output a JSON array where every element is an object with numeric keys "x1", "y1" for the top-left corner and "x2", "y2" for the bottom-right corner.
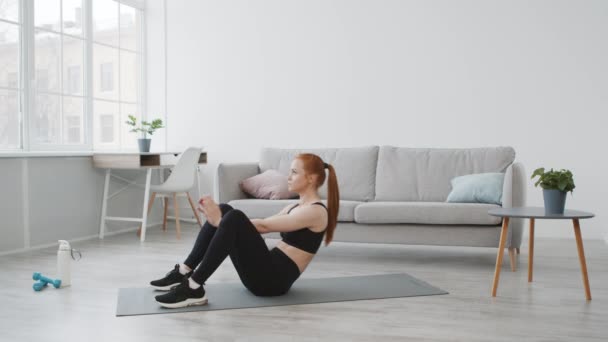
[
  {"x1": 0, "y1": 0, "x2": 145, "y2": 151},
  {"x1": 99, "y1": 114, "x2": 114, "y2": 143},
  {"x1": 7, "y1": 72, "x2": 18, "y2": 88},
  {"x1": 65, "y1": 115, "x2": 81, "y2": 143},
  {"x1": 67, "y1": 65, "x2": 81, "y2": 94},
  {"x1": 0, "y1": 0, "x2": 21, "y2": 149},
  {"x1": 100, "y1": 62, "x2": 113, "y2": 92},
  {"x1": 92, "y1": 0, "x2": 142, "y2": 149},
  {"x1": 32, "y1": 0, "x2": 85, "y2": 147}
]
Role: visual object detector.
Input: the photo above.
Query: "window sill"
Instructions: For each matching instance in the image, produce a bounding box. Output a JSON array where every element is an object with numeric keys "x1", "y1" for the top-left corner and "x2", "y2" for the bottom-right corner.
[
  {"x1": 0, "y1": 151, "x2": 95, "y2": 158},
  {"x1": 0, "y1": 150, "x2": 147, "y2": 158}
]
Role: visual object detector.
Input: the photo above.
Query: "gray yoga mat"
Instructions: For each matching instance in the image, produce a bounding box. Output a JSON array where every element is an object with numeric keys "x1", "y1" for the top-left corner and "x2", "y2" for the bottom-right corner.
[{"x1": 116, "y1": 273, "x2": 448, "y2": 316}]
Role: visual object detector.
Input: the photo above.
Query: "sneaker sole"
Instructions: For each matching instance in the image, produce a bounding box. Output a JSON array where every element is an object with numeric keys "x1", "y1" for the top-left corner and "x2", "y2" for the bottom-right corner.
[
  {"x1": 156, "y1": 295, "x2": 208, "y2": 309},
  {"x1": 151, "y1": 283, "x2": 180, "y2": 291}
]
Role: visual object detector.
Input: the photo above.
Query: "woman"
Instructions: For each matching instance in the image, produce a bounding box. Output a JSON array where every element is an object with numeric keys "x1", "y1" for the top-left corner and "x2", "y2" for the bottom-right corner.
[{"x1": 152, "y1": 153, "x2": 340, "y2": 308}]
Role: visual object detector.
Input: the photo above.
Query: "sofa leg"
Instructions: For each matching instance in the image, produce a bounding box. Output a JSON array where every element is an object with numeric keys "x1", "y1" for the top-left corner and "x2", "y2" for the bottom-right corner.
[
  {"x1": 516, "y1": 247, "x2": 520, "y2": 255},
  {"x1": 508, "y1": 247, "x2": 517, "y2": 272}
]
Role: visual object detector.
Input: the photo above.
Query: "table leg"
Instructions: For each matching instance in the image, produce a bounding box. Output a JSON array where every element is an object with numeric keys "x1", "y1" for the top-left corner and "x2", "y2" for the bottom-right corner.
[
  {"x1": 99, "y1": 169, "x2": 111, "y2": 239},
  {"x1": 492, "y1": 217, "x2": 510, "y2": 297},
  {"x1": 508, "y1": 248, "x2": 517, "y2": 272},
  {"x1": 140, "y1": 168, "x2": 152, "y2": 242},
  {"x1": 572, "y1": 219, "x2": 592, "y2": 300},
  {"x1": 528, "y1": 218, "x2": 535, "y2": 282},
  {"x1": 137, "y1": 192, "x2": 156, "y2": 237}
]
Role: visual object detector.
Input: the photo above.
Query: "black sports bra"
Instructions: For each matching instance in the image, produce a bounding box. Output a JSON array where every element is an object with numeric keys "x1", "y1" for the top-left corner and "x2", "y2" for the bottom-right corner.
[{"x1": 280, "y1": 202, "x2": 328, "y2": 254}]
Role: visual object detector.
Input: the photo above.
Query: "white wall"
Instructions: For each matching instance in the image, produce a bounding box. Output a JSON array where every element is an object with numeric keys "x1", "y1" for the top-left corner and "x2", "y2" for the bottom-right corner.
[
  {"x1": 0, "y1": 157, "x2": 165, "y2": 254},
  {"x1": 148, "y1": 0, "x2": 608, "y2": 241}
]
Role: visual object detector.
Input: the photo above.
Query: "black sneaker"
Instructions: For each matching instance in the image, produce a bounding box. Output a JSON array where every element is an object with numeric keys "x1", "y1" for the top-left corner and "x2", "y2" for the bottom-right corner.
[
  {"x1": 150, "y1": 264, "x2": 193, "y2": 291},
  {"x1": 155, "y1": 278, "x2": 207, "y2": 309}
]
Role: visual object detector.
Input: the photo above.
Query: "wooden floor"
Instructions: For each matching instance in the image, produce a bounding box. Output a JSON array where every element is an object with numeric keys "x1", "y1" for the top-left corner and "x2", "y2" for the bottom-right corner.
[{"x1": 1, "y1": 223, "x2": 607, "y2": 341}]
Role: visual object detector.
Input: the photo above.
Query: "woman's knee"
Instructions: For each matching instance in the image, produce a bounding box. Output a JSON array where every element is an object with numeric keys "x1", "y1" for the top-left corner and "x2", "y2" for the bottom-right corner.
[
  {"x1": 219, "y1": 203, "x2": 234, "y2": 216},
  {"x1": 219, "y1": 208, "x2": 247, "y2": 226}
]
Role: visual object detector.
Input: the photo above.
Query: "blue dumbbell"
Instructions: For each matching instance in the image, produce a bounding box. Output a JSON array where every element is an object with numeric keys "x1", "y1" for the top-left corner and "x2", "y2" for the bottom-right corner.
[
  {"x1": 33, "y1": 281, "x2": 49, "y2": 291},
  {"x1": 32, "y1": 272, "x2": 62, "y2": 289}
]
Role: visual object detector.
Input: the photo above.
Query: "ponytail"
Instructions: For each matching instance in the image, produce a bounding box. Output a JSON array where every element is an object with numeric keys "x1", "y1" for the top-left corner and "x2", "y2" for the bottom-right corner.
[
  {"x1": 294, "y1": 153, "x2": 340, "y2": 246},
  {"x1": 324, "y1": 164, "x2": 339, "y2": 246}
]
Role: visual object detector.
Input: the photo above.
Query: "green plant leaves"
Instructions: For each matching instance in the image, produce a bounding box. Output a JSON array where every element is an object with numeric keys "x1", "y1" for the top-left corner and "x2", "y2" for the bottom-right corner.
[
  {"x1": 530, "y1": 167, "x2": 575, "y2": 193},
  {"x1": 123, "y1": 116, "x2": 164, "y2": 137}
]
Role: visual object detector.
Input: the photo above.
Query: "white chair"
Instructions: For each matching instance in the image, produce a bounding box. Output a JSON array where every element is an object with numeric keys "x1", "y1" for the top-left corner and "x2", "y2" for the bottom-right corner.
[{"x1": 137, "y1": 147, "x2": 202, "y2": 239}]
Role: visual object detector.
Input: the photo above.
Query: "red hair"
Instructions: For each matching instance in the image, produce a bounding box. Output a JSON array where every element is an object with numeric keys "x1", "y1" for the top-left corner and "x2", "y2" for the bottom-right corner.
[{"x1": 295, "y1": 153, "x2": 340, "y2": 246}]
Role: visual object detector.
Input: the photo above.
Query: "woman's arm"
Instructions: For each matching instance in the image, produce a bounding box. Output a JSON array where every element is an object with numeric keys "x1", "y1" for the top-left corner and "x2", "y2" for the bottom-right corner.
[
  {"x1": 251, "y1": 218, "x2": 270, "y2": 234},
  {"x1": 257, "y1": 205, "x2": 326, "y2": 233},
  {"x1": 251, "y1": 203, "x2": 298, "y2": 234}
]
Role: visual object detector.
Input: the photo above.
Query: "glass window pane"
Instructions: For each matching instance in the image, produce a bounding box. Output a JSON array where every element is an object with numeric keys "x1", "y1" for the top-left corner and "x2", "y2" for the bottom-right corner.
[
  {"x1": 119, "y1": 5, "x2": 141, "y2": 51},
  {"x1": 33, "y1": 93, "x2": 60, "y2": 144},
  {"x1": 0, "y1": 22, "x2": 19, "y2": 89},
  {"x1": 0, "y1": 88, "x2": 20, "y2": 148},
  {"x1": 120, "y1": 103, "x2": 139, "y2": 148},
  {"x1": 63, "y1": 36, "x2": 83, "y2": 95},
  {"x1": 93, "y1": 43, "x2": 118, "y2": 100},
  {"x1": 34, "y1": 0, "x2": 60, "y2": 32},
  {"x1": 94, "y1": 100, "x2": 119, "y2": 147},
  {"x1": 120, "y1": 51, "x2": 139, "y2": 103},
  {"x1": 63, "y1": 0, "x2": 83, "y2": 37},
  {"x1": 63, "y1": 96, "x2": 83, "y2": 144},
  {"x1": 35, "y1": 30, "x2": 61, "y2": 92},
  {"x1": 0, "y1": 0, "x2": 19, "y2": 22},
  {"x1": 93, "y1": 0, "x2": 118, "y2": 47}
]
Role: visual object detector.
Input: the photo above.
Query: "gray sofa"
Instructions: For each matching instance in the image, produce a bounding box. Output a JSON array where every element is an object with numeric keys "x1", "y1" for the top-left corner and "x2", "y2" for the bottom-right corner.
[{"x1": 214, "y1": 146, "x2": 526, "y2": 254}]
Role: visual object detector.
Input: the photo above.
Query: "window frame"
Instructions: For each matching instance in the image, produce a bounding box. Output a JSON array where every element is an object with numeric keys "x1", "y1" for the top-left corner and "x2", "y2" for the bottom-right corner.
[
  {"x1": 0, "y1": 0, "x2": 146, "y2": 153},
  {"x1": 0, "y1": 0, "x2": 24, "y2": 151}
]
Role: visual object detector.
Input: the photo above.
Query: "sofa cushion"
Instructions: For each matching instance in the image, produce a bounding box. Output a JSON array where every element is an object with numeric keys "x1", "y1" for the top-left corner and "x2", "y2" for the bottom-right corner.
[
  {"x1": 375, "y1": 146, "x2": 515, "y2": 202},
  {"x1": 354, "y1": 201, "x2": 502, "y2": 225},
  {"x1": 239, "y1": 169, "x2": 298, "y2": 200},
  {"x1": 446, "y1": 172, "x2": 505, "y2": 205},
  {"x1": 228, "y1": 199, "x2": 362, "y2": 222},
  {"x1": 259, "y1": 146, "x2": 379, "y2": 201}
]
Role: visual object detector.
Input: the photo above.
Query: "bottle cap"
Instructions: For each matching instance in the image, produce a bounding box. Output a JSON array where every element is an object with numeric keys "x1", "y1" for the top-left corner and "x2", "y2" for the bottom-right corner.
[{"x1": 58, "y1": 240, "x2": 71, "y2": 250}]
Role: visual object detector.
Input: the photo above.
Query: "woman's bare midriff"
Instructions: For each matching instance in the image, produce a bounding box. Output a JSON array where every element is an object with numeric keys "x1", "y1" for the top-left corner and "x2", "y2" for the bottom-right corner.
[{"x1": 276, "y1": 240, "x2": 314, "y2": 274}]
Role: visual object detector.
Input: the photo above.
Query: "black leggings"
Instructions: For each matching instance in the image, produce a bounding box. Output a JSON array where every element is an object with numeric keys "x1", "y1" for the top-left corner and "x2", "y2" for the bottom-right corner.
[{"x1": 183, "y1": 203, "x2": 301, "y2": 296}]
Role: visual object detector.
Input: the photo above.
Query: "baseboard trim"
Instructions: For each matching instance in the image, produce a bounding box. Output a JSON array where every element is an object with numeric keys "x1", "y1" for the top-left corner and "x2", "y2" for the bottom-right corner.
[{"x1": 0, "y1": 221, "x2": 163, "y2": 256}]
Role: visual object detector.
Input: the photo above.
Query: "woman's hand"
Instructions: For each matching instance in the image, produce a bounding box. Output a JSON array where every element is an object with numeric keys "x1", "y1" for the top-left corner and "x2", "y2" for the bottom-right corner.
[{"x1": 197, "y1": 195, "x2": 222, "y2": 227}]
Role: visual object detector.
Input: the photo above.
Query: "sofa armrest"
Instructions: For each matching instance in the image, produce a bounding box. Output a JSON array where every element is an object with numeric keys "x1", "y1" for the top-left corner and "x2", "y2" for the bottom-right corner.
[
  {"x1": 214, "y1": 162, "x2": 260, "y2": 203},
  {"x1": 502, "y1": 162, "x2": 527, "y2": 248}
]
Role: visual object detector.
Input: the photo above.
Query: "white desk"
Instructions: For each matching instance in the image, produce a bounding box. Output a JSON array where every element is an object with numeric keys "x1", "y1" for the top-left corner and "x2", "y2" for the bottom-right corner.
[{"x1": 93, "y1": 151, "x2": 207, "y2": 242}]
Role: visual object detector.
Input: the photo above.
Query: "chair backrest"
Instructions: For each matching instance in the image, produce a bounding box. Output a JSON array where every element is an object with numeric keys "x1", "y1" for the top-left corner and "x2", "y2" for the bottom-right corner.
[{"x1": 162, "y1": 147, "x2": 202, "y2": 191}]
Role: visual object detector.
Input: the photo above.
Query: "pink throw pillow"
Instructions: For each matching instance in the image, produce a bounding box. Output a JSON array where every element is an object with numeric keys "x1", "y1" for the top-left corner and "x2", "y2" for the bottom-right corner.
[{"x1": 239, "y1": 169, "x2": 298, "y2": 200}]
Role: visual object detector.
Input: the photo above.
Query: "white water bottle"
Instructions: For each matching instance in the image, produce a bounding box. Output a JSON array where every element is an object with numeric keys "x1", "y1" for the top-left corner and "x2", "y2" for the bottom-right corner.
[{"x1": 57, "y1": 240, "x2": 72, "y2": 287}]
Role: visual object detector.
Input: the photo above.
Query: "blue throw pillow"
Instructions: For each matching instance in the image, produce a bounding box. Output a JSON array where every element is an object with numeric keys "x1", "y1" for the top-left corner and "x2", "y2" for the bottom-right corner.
[{"x1": 446, "y1": 172, "x2": 505, "y2": 205}]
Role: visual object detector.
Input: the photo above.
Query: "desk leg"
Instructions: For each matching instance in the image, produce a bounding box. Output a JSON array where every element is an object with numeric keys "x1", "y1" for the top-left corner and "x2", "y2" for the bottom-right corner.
[
  {"x1": 140, "y1": 168, "x2": 152, "y2": 242},
  {"x1": 573, "y1": 219, "x2": 592, "y2": 300},
  {"x1": 492, "y1": 217, "x2": 510, "y2": 297},
  {"x1": 99, "y1": 169, "x2": 111, "y2": 239},
  {"x1": 528, "y1": 218, "x2": 535, "y2": 282}
]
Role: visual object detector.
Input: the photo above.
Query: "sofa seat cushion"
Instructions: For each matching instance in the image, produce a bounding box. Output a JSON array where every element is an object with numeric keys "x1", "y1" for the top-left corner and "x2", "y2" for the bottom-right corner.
[
  {"x1": 354, "y1": 201, "x2": 502, "y2": 225},
  {"x1": 228, "y1": 199, "x2": 362, "y2": 222}
]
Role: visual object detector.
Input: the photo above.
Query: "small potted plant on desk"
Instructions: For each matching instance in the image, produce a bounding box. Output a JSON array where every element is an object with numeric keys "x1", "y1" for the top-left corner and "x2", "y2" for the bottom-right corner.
[
  {"x1": 531, "y1": 167, "x2": 576, "y2": 214},
  {"x1": 125, "y1": 115, "x2": 164, "y2": 152}
]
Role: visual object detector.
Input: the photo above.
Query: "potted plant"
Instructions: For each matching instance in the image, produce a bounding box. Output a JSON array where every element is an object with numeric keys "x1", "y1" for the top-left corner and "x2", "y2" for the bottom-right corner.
[
  {"x1": 531, "y1": 167, "x2": 575, "y2": 214},
  {"x1": 125, "y1": 115, "x2": 164, "y2": 152}
]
